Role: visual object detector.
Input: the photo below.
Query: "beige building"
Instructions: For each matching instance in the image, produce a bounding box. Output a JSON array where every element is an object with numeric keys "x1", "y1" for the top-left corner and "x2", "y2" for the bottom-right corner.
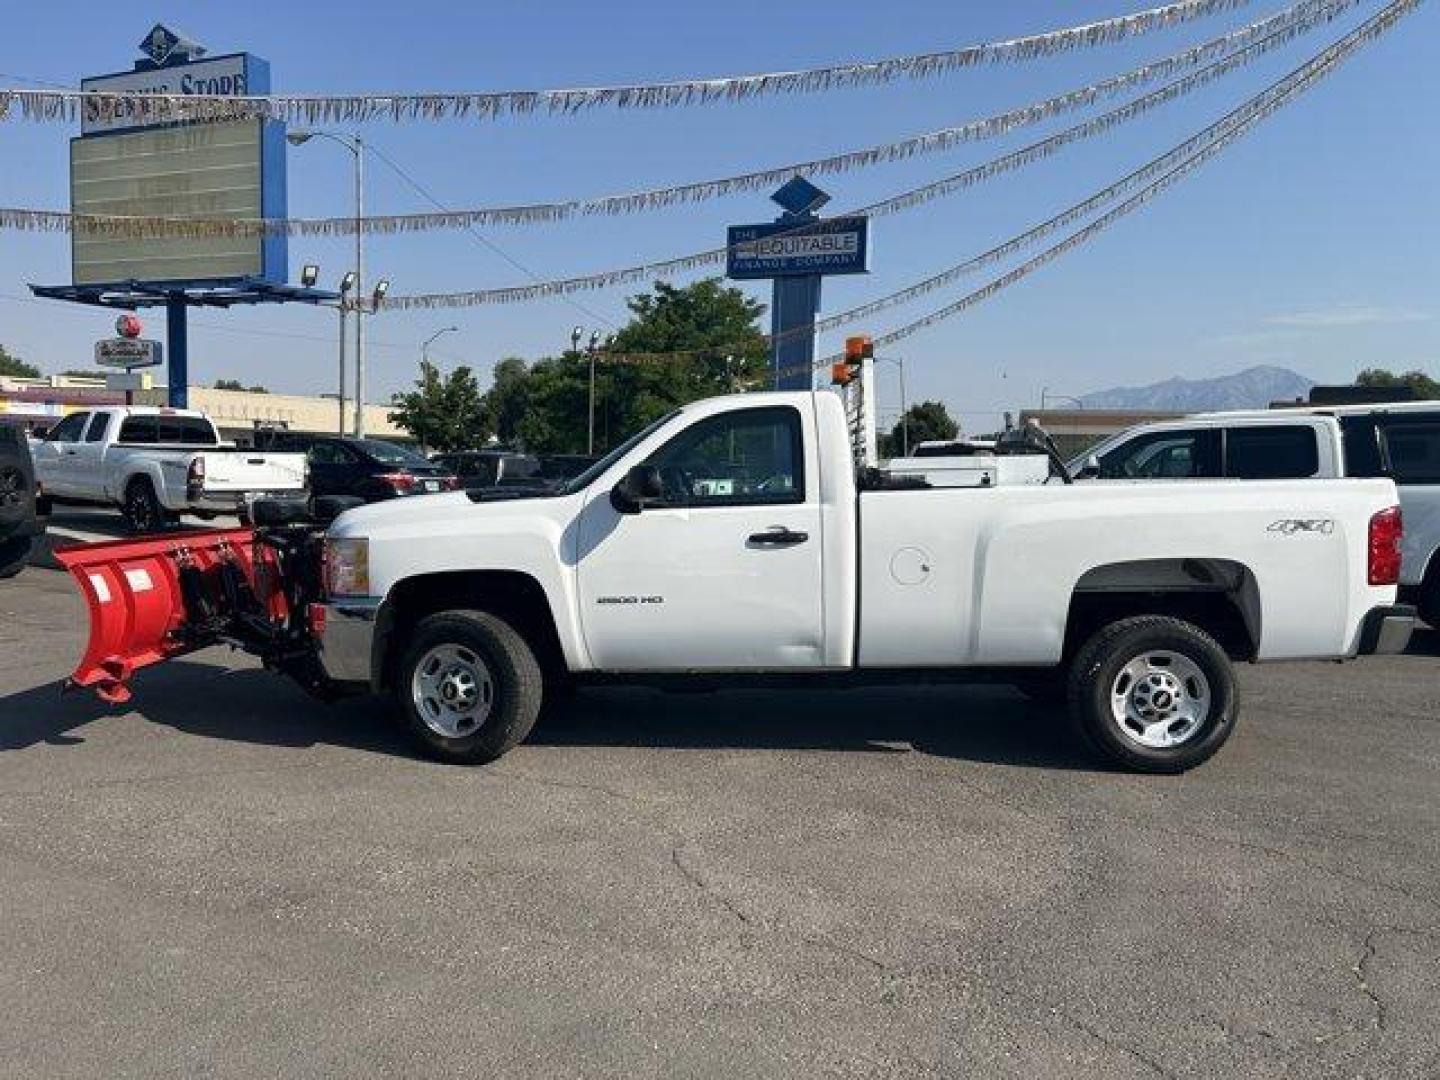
[
  {"x1": 0, "y1": 375, "x2": 407, "y2": 443},
  {"x1": 1018, "y1": 408, "x2": 1186, "y2": 459}
]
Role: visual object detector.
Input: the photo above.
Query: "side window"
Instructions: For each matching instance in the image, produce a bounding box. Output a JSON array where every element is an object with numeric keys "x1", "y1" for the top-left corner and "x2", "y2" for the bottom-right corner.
[
  {"x1": 1341, "y1": 416, "x2": 1385, "y2": 478},
  {"x1": 48, "y1": 412, "x2": 89, "y2": 443},
  {"x1": 1379, "y1": 421, "x2": 1440, "y2": 485},
  {"x1": 1097, "y1": 429, "x2": 1219, "y2": 480},
  {"x1": 83, "y1": 412, "x2": 110, "y2": 443},
  {"x1": 308, "y1": 442, "x2": 346, "y2": 466},
  {"x1": 1224, "y1": 426, "x2": 1320, "y2": 479},
  {"x1": 118, "y1": 416, "x2": 158, "y2": 444},
  {"x1": 643, "y1": 406, "x2": 804, "y2": 506}
]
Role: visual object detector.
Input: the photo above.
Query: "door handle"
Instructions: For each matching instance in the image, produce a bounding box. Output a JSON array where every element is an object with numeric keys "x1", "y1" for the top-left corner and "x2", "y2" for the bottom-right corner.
[{"x1": 747, "y1": 526, "x2": 809, "y2": 547}]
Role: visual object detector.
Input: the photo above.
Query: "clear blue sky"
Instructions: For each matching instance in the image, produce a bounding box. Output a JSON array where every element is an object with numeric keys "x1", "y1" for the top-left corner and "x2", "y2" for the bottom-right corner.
[{"x1": 1, "y1": 0, "x2": 1436, "y2": 426}]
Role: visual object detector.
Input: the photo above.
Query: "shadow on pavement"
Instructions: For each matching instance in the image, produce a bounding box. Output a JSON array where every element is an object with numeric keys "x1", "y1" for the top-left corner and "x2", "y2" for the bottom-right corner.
[
  {"x1": 0, "y1": 661, "x2": 1096, "y2": 771},
  {"x1": 1404, "y1": 625, "x2": 1440, "y2": 657}
]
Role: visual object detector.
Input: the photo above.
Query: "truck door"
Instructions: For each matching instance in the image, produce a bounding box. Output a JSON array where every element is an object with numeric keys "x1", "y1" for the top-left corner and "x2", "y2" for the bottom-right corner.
[
  {"x1": 576, "y1": 404, "x2": 825, "y2": 670},
  {"x1": 74, "y1": 411, "x2": 113, "y2": 497},
  {"x1": 33, "y1": 411, "x2": 90, "y2": 497}
]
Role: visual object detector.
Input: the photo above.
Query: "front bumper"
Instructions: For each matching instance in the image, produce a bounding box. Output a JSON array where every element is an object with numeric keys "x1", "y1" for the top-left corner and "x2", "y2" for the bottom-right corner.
[
  {"x1": 312, "y1": 597, "x2": 383, "y2": 685},
  {"x1": 1356, "y1": 604, "x2": 1417, "y2": 656}
]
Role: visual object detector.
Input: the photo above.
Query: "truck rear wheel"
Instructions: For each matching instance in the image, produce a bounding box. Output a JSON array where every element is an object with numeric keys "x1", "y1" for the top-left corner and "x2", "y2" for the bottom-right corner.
[
  {"x1": 1067, "y1": 616, "x2": 1238, "y2": 773},
  {"x1": 394, "y1": 610, "x2": 544, "y2": 765},
  {"x1": 121, "y1": 477, "x2": 177, "y2": 533}
]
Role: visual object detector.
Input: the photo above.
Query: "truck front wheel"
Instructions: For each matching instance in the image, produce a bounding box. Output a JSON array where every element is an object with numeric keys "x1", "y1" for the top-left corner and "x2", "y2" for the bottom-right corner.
[
  {"x1": 1067, "y1": 616, "x2": 1238, "y2": 774},
  {"x1": 394, "y1": 610, "x2": 544, "y2": 766}
]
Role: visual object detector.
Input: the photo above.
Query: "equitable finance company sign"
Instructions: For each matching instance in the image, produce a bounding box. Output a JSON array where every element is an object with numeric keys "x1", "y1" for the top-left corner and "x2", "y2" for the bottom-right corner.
[{"x1": 726, "y1": 216, "x2": 870, "y2": 280}]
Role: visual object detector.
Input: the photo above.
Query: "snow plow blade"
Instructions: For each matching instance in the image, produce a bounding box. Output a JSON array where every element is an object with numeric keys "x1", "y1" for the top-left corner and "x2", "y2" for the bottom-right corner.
[{"x1": 54, "y1": 528, "x2": 287, "y2": 704}]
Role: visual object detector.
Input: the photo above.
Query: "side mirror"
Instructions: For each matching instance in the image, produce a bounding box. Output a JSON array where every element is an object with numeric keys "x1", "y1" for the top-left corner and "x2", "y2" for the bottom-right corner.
[
  {"x1": 611, "y1": 464, "x2": 665, "y2": 515},
  {"x1": 1077, "y1": 454, "x2": 1101, "y2": 479}
]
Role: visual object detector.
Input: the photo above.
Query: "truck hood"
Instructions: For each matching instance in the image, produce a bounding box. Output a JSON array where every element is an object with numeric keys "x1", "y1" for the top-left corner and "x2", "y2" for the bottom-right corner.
[{"x1": 327, "y1": 488, "x2": 575, "y2": 542}]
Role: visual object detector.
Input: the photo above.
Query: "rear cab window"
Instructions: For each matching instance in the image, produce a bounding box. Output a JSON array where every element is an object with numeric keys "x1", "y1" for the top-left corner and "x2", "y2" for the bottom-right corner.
[{"x1": 1223, "y1": 426, "x2": 1320, "y2": 479}]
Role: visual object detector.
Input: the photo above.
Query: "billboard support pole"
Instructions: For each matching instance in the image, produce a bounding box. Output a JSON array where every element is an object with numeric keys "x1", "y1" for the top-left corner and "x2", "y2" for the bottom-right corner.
[
  {"x1": 166, "y1": 294, "x2": 188, "y2": 409},
  {"x1": 770, "y1": 256, "x2": 821, "y2": 392}
]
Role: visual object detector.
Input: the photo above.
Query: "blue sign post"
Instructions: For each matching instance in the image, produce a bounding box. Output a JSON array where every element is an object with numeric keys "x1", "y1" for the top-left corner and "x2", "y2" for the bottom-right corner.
[{"x1": 727, "y1": 178, "x2": 870, "y2": 391}]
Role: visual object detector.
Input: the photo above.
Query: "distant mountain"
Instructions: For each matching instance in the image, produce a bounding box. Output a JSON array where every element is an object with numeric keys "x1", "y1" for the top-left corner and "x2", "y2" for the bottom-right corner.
[{"x1": 1077, "y1": 366, "x2": 1314, "y2": 413}]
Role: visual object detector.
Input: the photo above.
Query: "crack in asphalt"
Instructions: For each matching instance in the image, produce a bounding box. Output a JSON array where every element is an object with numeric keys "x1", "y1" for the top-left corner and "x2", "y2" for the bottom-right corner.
[
  {"x1": 670, "y1": 844, "x2": 751, "y2": 926},
  {"x1": 1353, "y1": 928, "x2": 1389, "y2": 1031}
]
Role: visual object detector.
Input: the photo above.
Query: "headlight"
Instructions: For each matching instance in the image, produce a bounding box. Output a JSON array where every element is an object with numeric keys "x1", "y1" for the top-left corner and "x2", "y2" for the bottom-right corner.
[{"x1": 326, "y1": 537, "x2": 370, "y2": 597}]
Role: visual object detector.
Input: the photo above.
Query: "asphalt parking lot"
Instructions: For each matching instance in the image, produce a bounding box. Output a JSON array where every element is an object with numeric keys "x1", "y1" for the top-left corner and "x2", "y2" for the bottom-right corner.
[{"x1": 1, "y1": 528, "x2": 1438, "y2": 1078}]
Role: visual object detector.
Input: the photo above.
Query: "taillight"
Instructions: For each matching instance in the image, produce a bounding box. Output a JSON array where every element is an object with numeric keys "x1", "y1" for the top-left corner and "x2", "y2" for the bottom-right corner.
[
  {"x1": 186, "y1": 457, "x2": 205, "y2": 496},
  {"x1": 376, "y1": 471, "x2": 416, "y2": 494},
  {"x1": 1368, "y1": 506, "x2": 1403, "y2": 586}
]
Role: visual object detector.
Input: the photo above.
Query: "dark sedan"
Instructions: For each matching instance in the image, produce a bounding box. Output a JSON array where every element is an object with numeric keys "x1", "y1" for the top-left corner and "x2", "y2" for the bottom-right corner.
[{"x1": 267, "y1": 435, "x2": 459, "y2": 503}]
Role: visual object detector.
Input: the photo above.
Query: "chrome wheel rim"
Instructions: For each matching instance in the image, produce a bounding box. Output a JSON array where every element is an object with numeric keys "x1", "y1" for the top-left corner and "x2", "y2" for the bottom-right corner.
[
  {"x1": 1109, "y1": 650, "x2": 1211, "y2": 749},
  {"x1": 411, "y1": 643, "x2": 494, "y2": 738}
]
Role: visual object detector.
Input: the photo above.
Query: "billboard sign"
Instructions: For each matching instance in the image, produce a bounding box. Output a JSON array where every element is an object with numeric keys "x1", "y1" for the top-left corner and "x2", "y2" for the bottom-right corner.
[
  {"x1": 726, "y1": 216, "x2": 870, "y2": 279},
  {"x1": 80, "y1": 53, "x2": 259, "y2": 135},
  {"x1": 95, "y1": 338, "x2": 163, "y2": 368},
  {"x1": 71, "y1": 118, "x2": 286, "y2": 286}
]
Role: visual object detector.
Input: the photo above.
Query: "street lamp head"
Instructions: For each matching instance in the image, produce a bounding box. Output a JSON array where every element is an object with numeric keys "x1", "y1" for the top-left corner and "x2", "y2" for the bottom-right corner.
[
  {"x1": 339, "y1": 271, "x2": 357, "y2": 294},
  {"x1": 570, "y1": 326, "x2": 584, "y2": 351},
  {"x1": 300, "y1": 264, "x2": 319, "y2": 288},
  {"x1": 372, "y1": 280, "x2": 390, "y2": 309},
  {"x1": 445, "y1": 325, "x2": 458, "y2": 333},
  {"x1": 286, "y1": 129, "x2": 314, "y2": 146},
  {"x1": 587, "y1": 330, "x2": 601, "y2": 351}
]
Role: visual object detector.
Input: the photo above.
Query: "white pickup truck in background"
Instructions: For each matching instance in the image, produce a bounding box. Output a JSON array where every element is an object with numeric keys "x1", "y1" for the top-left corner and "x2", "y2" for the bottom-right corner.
[
  {"x1": 33, "y1": 406, "x2": 308, "y2": 532},
  {"x1": 1071, "y1": 402, "x2": 1440, "y2": 624}
]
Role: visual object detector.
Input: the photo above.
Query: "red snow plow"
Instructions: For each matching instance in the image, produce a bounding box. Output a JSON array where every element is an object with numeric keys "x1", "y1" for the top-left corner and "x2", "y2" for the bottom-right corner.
[{"x1": 54, "y1": 501, "x2": 347, "y2": 704}]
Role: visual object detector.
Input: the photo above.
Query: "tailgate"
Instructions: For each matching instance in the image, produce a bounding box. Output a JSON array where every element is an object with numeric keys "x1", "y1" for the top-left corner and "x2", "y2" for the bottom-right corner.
[{"x1": 200, "y1": 451, "x2": 307, "y2": 493}]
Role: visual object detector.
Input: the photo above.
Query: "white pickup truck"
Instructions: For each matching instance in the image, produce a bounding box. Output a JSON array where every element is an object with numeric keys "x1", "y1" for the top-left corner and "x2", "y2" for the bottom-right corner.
[
  {"x1": 1071, "y1": 402, "x2": 1440, "y2": 624},
  {"x1": 58, "y1": 390, "x2": 1415, "y2": 774},
  {"x1": 33, "y1": 406, "x2": 307, "y2": 531}
]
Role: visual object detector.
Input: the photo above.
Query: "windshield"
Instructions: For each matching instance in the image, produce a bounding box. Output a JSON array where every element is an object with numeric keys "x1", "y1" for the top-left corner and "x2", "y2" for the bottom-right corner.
[
  {"x1": 559, "y1": 411, "x2": 681, "y2": 494},
  {"x1": 357, "y1": 439, "x2": 431, "y2": 466}
]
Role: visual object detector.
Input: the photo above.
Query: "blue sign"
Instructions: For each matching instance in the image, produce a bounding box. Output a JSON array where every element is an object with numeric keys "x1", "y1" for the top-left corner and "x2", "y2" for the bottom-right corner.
[{"x1": 727, "y1": 216, "x2": 870, "y2": 279}]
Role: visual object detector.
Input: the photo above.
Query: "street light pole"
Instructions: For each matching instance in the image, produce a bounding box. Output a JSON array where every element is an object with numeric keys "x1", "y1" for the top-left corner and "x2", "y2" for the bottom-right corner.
[
  {"x1": 336, "y1": 271, "x2": 356, "y2": 434},
  {"x1": 422, "y1": 326, "x2": 459, "y2": 369},
  {"x1": 586, "y1": 330, "x2": 601, "y2": 456},
  {"x1": 877, "y1": 356, "x2": 909, "y2": 455}
]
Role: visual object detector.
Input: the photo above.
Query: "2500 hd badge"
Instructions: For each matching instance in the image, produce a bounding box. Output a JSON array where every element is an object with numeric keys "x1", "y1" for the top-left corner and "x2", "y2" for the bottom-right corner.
[{"x1": 596, "y1": 595, "x2": 666, "y2": 605}]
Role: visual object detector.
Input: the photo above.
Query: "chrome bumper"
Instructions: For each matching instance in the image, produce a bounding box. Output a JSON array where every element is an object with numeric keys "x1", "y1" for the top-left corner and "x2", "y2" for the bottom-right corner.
[{"x1": 315, "y1": 597, "x2": 383, "y2": 684}]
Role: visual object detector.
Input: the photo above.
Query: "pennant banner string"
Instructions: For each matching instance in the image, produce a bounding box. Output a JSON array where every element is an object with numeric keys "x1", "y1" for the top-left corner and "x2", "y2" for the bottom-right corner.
[
  {"x1": 585, "y1": 0, "x2": 1416, "y2": 370},
  {"x1": 384, "y1": 0, "x2": 1378, "y2": 312},
  {"x1": 794, "y1": 0, "x2": 1420, "y2": 375},
  {"x1": 0, "y1": 0, "x2": 1361, "y2": 242},
  {"x1": 0, "y1": 0, "x2": 1256, "y2": 125}
]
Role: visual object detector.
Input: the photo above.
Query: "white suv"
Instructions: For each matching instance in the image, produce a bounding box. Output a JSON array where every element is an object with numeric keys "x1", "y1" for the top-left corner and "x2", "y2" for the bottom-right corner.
[{"x1": 1072, "y1": 403, "x2": 1440, "y2": 625}]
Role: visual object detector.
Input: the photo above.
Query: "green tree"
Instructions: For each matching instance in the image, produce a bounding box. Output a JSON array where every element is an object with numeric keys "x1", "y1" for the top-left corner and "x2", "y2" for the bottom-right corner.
[
  {"x1": 214, "y1": 379, "x2": 269, "y2": 393},
  {"x1": 1357, "y1": 368, "x2": 1440, "y2": 399},
  {"x1": 389, "y1": 361, "x2": 491, "y2": 452},
  {"x1": 486, "y1": 279, "x2": 769, "y2": 454},
  {"x1": 484, "y1": 357, "x2": 533, "y2": 446},
  {"x1": 0, "y1": 345, "x2": 40, "y2": 380},
  {"x1": 879, "y1": 400, "x2": 959, "y2": 459},
  {"x1": 58, "y1": 369, "x2": 108, "y2": 380}
]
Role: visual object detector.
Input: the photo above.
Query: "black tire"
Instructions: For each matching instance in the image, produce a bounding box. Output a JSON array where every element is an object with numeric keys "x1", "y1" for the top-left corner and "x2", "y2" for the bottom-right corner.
[
  {"x1": 121, "y1": 477, "x2": 177, "y2": 533},
  {"x1": 394, "y1": 610, "x2": 544, "y2": 765},
  {"x1": 1067, "y1": 616, "x2": 1238, "y2": 774},
  {"x1": 1417, "y1": 561, "x2": 1440, "y2": 630},
  {"x1": 0, "y1": 536, "x2": 31, "y2": 580}
]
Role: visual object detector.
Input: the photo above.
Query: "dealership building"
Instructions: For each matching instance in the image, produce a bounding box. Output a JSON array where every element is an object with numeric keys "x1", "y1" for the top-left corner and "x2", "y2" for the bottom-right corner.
[{"x1": 0, "y1": 375, "x2": 407, "y2": 443}]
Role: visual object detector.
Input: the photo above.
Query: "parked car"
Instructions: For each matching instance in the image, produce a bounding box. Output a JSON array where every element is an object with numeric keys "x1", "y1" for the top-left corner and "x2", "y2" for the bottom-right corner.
[
  {"x1": 0, "y1": 425, "x2": 47, "y2": 578},
  {"x1": 30, "y1": 407, "x2": 308, "y2": 532},
  {"x1": 429, "y1": 450, "x2": 545, "y2": 491},
  {"x1": 264, "y1": 434, "x2": 458, "y2": 503},
  {"x1": 537, "y1": 454, "x2": 599, "y2": 487},
  {"x1": 56, "y1": 389, "x2": 1413, "y2": 775},
  {"x1": 1070, "y1": 403, "x2": 1440, "y2": 624}
]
